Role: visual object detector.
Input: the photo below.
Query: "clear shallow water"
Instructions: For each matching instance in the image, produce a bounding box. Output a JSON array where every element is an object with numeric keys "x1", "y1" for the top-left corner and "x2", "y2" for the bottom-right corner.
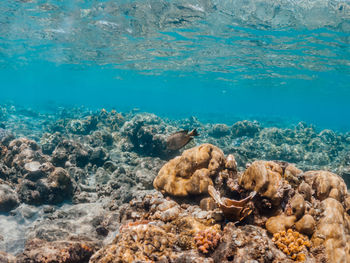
[{"x1": 1, "y1": 0, "x2": 350, "y2": 130}]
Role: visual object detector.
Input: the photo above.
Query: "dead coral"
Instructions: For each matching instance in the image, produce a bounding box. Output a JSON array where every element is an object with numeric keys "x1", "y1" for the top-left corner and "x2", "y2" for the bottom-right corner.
[
  {"x1": 212, "y1": 223, "x2": 292, "y2": 262},
  {"x1": 194, "y1": 229, "x2": 222, "y2": 254},
  {"x1": 153, "y1": 144, "x2": 226, "y2": 196},
  {"x1": 272, "y1": 229, "x2": 311, "y2": 262},
  {"x1": 90, "y1": 222, "x2": 175, "y2": 263},
  {"x1": 17, "y1": 238, "x2": 97, "y2": 263},
  {"x1": 208, "y1": 185, "x2": 255, "y2": 221}
]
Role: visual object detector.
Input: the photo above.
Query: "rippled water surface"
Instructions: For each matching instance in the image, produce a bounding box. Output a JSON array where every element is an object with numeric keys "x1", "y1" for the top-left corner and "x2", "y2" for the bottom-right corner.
[{"x1": 1, "y1": 0, "x2": 350, "y2": 129}]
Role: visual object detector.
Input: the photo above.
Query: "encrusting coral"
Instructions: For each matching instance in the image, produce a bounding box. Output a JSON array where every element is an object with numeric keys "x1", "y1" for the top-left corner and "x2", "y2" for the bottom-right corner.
[
  {"x1": 272, "y1": 229, "x2": 311, "y2": 262},
  {"x1": 153, "y1": 143, "x2": 225, "y2": 196}
]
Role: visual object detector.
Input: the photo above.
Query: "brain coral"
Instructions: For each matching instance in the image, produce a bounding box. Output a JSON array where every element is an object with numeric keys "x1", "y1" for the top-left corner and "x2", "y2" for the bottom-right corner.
[
  {"x1": 153, "y1": 144, "x2": 225, "y2": 196},
  {"x1": 303, "y1": 170, "x2": 347, "y2": 202},
  {"x1": 239, "y1": 161, "x2": 285, "y2": 206}
]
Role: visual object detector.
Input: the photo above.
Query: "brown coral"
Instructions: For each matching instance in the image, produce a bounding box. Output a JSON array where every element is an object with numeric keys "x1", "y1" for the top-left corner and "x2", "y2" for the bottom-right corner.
[
  {"x1": 295, "y1": 214, "x2": 315, "y2": 236},
  {"x1": 304, "y1": 170, "x2": 347, "y2": 202},
  {"x1": 239, "y1": 161, "x2": 285, "y2": 206},
  {"x1": 153, "y1": 144, "x2": 225, "y2": 196},
  {"x1": 311, "y1": 197, "x2": 350, "y2": 263},
  {"x1": 266, "y1": 214, "x2": 297, "y2": 234},
  {"x1": 194, "y1": 229, "x2": 222, "y2": 254},
  {"x1": 272, "y1": 229, "x2": 311, "y2": 262}
]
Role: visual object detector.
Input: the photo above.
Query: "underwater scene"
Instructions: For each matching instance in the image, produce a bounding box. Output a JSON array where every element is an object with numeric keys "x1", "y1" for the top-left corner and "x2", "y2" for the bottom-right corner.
[{"x1": 1, "y1": 0, "x2": 350, "y2": 262}]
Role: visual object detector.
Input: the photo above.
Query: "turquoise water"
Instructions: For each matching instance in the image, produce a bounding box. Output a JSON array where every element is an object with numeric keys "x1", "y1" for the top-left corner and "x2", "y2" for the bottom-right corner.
[{"x1": 1, "y1": 0, "x2": 350, "y2": 130}]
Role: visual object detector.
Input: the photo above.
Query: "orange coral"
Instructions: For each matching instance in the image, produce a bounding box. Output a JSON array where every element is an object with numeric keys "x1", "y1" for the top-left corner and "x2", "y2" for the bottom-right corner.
[
  {"x1": 194, "y1": 229, "x2": 221, "y2": 254},
  {"x1": 272, "y1": 229, "x2": 310, "y2": 262}
]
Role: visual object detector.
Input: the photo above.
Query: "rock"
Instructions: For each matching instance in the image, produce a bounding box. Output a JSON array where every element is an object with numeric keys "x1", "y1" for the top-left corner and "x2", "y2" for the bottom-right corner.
[
  {"x1": 23, "y1": 161, "x2": 47, "y2": 181},
  {"x1": 17, "y1": 167, "x2": 73, "y2": 205},
  {"x1": 47, "y1": 167, "x2": 73, "y2": 202},
  {"x1": 0, "y1": 128, "x2": 14, "y2": 146},
  {"x1": 153, "y1": 144, "x2": 225, "y2": 196},
  {"x1": 40, "y1": 132, "x2": 63, "y2": 155},
  {"x1": 120, "y1": 113, "x2": 170, "y2": 157},
  {"x1": 66, "y1": 116, "x2": 98, "y2": 135},
  {"x1": 89, "y1": 147, "x2": 108, "y2": 166},
  {"x1": 0, "y1": 184, "x2": 19, "y2": 212},
  {"x1": 52, "y1": 140, "x2": 90, "y2": 168},
  {"x1": 231, "y1": 120, "x2": 261, "y2": 138},
  {"x1": 239, "y1": 161, "x2": 285, "y2": 206},
  {"x1": 208, "y1": 124, "x2": 230, "y2": 138}
]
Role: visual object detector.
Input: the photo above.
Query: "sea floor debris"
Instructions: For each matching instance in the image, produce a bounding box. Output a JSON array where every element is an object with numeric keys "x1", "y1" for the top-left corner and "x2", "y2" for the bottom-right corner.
[{"x1": 0, "y1": 104, "x2": 349, "y2": 262}]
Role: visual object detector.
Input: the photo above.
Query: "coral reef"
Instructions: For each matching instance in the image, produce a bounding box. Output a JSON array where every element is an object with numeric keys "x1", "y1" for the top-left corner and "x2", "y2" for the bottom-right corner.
[{"x1": 0, "y1": 106, "x2": 349, "y2": 263}]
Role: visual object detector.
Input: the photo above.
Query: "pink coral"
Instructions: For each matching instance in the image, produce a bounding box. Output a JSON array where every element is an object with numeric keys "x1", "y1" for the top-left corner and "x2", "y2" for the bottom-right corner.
[{"x1": 194, "y1": 229, "x2": 222, "y2": 254}]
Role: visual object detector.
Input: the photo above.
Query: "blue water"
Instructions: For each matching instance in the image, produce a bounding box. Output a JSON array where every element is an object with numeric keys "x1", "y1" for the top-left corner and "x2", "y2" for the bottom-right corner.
[{"x1": 1, "y1": 0, "x2": 350, "y2": 131}]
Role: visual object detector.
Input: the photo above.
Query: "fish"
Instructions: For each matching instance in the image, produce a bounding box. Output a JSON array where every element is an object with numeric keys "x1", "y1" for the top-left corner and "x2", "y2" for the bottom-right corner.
[{"x1": 166, "y1": 129, "x2": 199, "y2": 151}]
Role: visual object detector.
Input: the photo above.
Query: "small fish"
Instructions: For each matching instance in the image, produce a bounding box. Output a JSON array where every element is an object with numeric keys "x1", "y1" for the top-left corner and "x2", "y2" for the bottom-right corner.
[{"x1": 166, "y1": 129, "x2": 199, "y2": 151}]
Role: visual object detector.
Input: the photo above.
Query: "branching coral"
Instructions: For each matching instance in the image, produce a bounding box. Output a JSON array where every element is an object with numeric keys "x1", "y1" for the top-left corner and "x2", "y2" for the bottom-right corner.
[
  {"x1": 194, "y1": 229, "x2": 222, "y2": 254},
  {"x1": 272, "y1": 229, "x2": 311, "y2": 262}
]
